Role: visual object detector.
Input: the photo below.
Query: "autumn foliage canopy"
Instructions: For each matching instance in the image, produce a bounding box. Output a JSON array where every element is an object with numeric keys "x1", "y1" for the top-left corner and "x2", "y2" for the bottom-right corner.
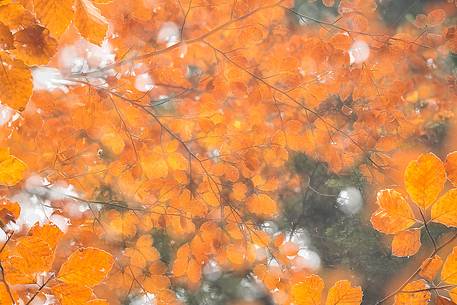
[{"x1": 0, "y1": 0, "x2": 457, "y2": 304}]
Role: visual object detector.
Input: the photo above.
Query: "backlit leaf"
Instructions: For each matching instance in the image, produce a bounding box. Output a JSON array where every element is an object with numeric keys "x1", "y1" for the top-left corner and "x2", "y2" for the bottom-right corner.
[
  {"x1": 445, "y1": 151, "x2": 457, "y2": 187},
  {"x1": 419, "y1": 255, "x2": 443, "y2": 281},
  {"x1": 52, "y1": 283, "x2": 92, "y2": 305},
  {"x1": 13, "y1": 25, "x2": 57, "y2": 65},
  {"x1": 32, "y1": 0, "x2": 74, "y2": 38},
  {"x1": 431, "y1": 189, "x2": 457, "y2": 227},
  {"x1": 291, "y1": 274, "x2": 324, "y2": 305},
  {"x1": 370, "y1": 189, "x2": 416, "y2": 234},
  {"x1": 58, "y1": 247, "x2": 114, "y2": 287},
  {"x1": 441, "y1": 246, "x2": 457, "y2": 284},
  {"x1": 393, "y1": 280, "x2": 430, "y2": 305},
  {"x1": 391, "y1": 229, "x2": 421, "y2": 257},
  {"x1": 326, "y1": 280, "x2": 363, "y2": 305},
  {"x1": 74, "y1": 0, "x2": 108, "y2": 45},
  {"x1": 404, "y1": 153, "x2": 445, "y2": 209},
  {"x1": 0, "y1": 148, "x2": 27, "y2": 186},
  {"x1": 0, "y1": 52, "x2": 32, "y2": 111}
]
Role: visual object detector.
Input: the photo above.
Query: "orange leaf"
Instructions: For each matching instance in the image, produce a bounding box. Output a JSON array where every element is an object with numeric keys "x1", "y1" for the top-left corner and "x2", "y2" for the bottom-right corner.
[
  {"x1": 246, "y1": 194, "x2": 278, "y2": 219},
  {"x1": 0, "y1": 199, "x2": 20, "y2": 225},
  {"x1": 16, "y1": 235, "x2": 55, "y2": 273},
  {"x1": 32, "y1": 0, "x2": 74, "y2": 38},
  {"x1": 431, "y1": 189, "x2": 457, "y2": 227},
  {"x1": 74, "y1": 0, "x2": 108, "y2": 45},
  {"x1": 29, "y1": 223, "x2": 63, "y2": 250},
  {"x1": 391, "y1": 229, "x2": 421, "y2": 257},
  {"x1": 85, "y1": 300, "x2": 109, "y2": 305},
  {"x1": 291, "y1": 274, "x2": 324, "y2": 305},
  {"x1": 52, "y1": 283, "x2": 92, "y2": 305},
  {"x1": 100, "y1": 130, "x2": 125, "y2": 155},
  {"x1": 325, "y1": 280, "x2": 363, "y2": 305},
  {"x1": 2, "y1": 256, "x2": 35, "y2": 284},
  {"x1": 441, "y1": 246, "x2": 457, "y2": 284},
  {"x1": 0, "y1": 282, "x2": 14, "y2": 305},
  {"x1": 404, "y1": 153, "x2": 445, "y2": 209},
  {"x1": 370, "y1": 189, "x2": 416, "y2": 234},
  {"x1": 58, "y1": 247, "x2": 114, "y2": 287},
  {"x1": 393, "y1": 280, "x2": 430, "y2": 305},
  {"x1": 124, "y1": 235, "x2": 160, "y2": 269},
  {"x1": 0, "y1": 22, "x2": 12, "y2": 49},
  {"x1": 427, "y1": 9, "x2": 446, "y2": 27},
  {"x1": 0, "y1": 3, "x2": 35, "y2": 29},
  {"x1": 12, "y1": 25, "x2": 57, "y2": 65},
  {"x1": 419, "y1": 255, "x2": 443, "y2": 281},
  {"x1": 0, "y1": 52, "x2": 32, "y2": 111},
  {"x1": 436, "y1": 296, "x2": 457, "y2": 305},
  {"x1": 322, "y1": 0, "x2": 335, "y2": 7},
  {"x1": 445, "y1": 151, "x2": 457, "y2": 187}
]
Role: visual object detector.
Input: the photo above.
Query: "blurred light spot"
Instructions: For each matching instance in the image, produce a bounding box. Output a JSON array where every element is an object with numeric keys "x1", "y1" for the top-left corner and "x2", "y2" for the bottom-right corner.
[
  {"x1": 349, "y1": 40, "x2": 370, "y2": 64},
  {"x1": 135, "y1": 73, "x2": 154, "y2": 92},
  {"x1": 337, "y1": 187, "x2": 363, "y2": 215}
]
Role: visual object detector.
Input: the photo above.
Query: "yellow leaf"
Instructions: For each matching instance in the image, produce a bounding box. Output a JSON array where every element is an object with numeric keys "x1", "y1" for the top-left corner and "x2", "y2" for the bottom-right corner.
[
  {"x1": 291, "y1": 274, "x2": 324, "y2": 305},
  {"x1": 74, "y1": 0, "x2": 108, "y2": 45},
  {"x1": 404, "y1": 152, "x2": 445, "y2": 209},
  {"x1": 52, "y1": 283, "x2": 92, "y2": 305},
  {"x1": 325, "y1": 280, "x2": 363, "y2": 305},
  {"x1": 441, "y1": 246, "x2": 457, "y2": 284},
  {"x1": 0, "y1": 52, "x2": 32, "y2": 111},
  {"x1": 0, "y1": 147, "x2": 27, "y2": 186},
  {"x1": 393, "y1": 280, "x2": 430, "y2": 305},
  {"x1": 33, "y1": 0, "x2": 74, "y2": 38},
  {"x1": 58, "y1": 247, "x2": 114, "y2": 287},
  {"x1": 391, "y1": 229, "x2": 421, "y2": 257},
  {"x1": 370, "y1": 189, "x2": 416, "y2": 234},
  {"x1": 431, "y1": 189, "x2": 457, "y2": 227}
]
